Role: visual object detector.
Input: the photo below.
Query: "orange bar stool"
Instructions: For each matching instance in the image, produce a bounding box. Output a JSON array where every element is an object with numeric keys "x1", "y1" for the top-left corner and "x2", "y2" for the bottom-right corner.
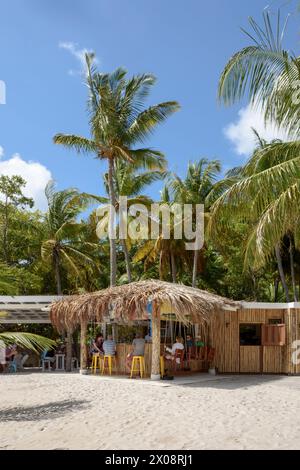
[
  {"x1": 101, "y1": 355, "x2": 116, "y2": 376},
  {"x1": 160, "y1": 355, "x2": 165, "y2": 377},
  {"x1": 91, "y1": 353, "x2": 102, "y2": 374},
  {"x1": 130, "y1": 356, "x2": 145, "y2": 378}
]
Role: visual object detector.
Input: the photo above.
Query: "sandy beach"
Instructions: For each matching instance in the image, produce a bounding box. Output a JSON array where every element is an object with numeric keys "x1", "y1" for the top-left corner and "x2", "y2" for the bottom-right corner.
[{"x1": 1, "y1": 372, "x2": 300, "y2": 450}]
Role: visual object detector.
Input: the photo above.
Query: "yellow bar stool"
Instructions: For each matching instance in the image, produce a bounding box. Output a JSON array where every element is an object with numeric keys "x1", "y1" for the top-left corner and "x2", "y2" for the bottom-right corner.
[
  {"x1": 130, "y1": 356, "x2": 145, "y2": 378},
  {"x1": 101, "y1": 355, "x2": 116, "y2": 376},
  {"x1": 91, "y1": 353, "x2": 102, "y2": 374}
]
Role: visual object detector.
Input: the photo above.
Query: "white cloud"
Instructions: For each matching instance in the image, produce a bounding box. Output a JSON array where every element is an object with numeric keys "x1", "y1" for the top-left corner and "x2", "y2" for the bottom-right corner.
[
  {"x1": 0, "y1": 146, "x2": 4, "y2": 159},
  {"x1": 0, "y1": 153, "x2": 52, "y2": 210},
  {"x1": 59, "y1": 41, "x2": 98, "y2": 75},
  {"x1": 224, "y1": 104, "x2": 290, "y2": 156}
]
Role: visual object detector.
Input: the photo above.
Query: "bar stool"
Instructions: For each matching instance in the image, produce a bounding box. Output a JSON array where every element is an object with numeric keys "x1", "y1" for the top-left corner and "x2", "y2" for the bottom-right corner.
[
  {"x1": 101, "y1": 355, "x2": 116, "y2": 375},
  {"x1": 91, "y1": 353, "x2": 102, "y2": 374},
  {"x1": 130, "y1": 356, "x2": 145, "y2": 378},
  {"x1": 160, "y1": 355, "x2": 165, "y2": 377}
]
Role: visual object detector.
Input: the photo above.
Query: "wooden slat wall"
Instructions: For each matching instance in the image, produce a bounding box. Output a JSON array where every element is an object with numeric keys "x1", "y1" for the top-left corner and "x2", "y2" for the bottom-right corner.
[
  {"x1": 263, "y1": 346, "x2": 282, "y2": 373},
  {"x1": 240, "y1": 346, "x2": 261, "y2": 373},
  {"x1": 210, "y1": 310, "x2": 225, "y2": 372},
  {"x1": 212, "y1": 308, "x2": 288, "y2": 374}
]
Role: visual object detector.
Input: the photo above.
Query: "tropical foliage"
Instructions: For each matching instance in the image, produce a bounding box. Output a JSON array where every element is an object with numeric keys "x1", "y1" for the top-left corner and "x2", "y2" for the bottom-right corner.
[{"x1": 2, "y1": 8, "x2": 300, "y2": 312}]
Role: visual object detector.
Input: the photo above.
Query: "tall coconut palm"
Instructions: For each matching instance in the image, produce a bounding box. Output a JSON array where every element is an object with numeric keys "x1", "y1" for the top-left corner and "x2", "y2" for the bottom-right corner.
[
  {"x1": 215, "y1": 10, "x2": 300, "y2": 300},
  {"x1": 208, "y1": 131, "x2": 300, "y2": 301},
  {"x1": 100, "y1": 160, "x2": 166, "y2": 282},
  {"x1": 54, "y1": 54, "x2": 180, "y2": 286},
  {"x1": 170, "y1": 159, "x2": 223, "y2": 287},
  {"x1": 41, "y1": 181, "x2": 99, "y2": 296},
  {"x1": 133, "y1": 186, "x2": 188, "y2": 282}
]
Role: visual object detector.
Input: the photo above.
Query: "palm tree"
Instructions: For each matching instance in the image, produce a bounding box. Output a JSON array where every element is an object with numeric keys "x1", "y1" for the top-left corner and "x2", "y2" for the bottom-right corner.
[
  {"x1": 215, "y1": 10, "x2": 300, "y2": 301},
  {"x1": 0, "y1": 331, "x2": 55, "y2": 353},
  {"x1": 133, "y1": 186, "x2": 188, "y2": 282},
  {"x1": 208, "y1": 131, "x2": 300, "y2": 301},
  {"x1": 170, "y1": 159, "x2": 223, "y2": 287},
  {"x1": 100, "y1": 160, "x2": 166, "y2": 282},
  {"x1": 41, "y1": 181, "x2": 99, "y2": 296},
  {"x1": 0, "y1": 262, "x2": 17, "y2": 294},
  {"x1": 54, "y1": 54, "x2": 179, "y2": 286},
  {"x1": 0, "y1": 312, "x2": 56, "y2": 364}
]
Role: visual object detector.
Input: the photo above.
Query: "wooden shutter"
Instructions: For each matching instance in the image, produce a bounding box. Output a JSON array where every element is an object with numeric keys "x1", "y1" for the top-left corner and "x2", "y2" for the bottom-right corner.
[{"x1": 261, "y1": 324, "x2": 286, "y2": 346}]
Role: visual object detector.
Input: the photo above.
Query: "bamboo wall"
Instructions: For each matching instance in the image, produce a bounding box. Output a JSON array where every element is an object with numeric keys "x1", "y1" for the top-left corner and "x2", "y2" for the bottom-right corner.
[{"x1": 210, "y1": 307, "x2": 299, "y2": 375}]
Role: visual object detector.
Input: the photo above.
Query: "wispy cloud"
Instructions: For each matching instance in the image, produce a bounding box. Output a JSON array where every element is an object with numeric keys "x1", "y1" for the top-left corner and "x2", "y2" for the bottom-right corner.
[
  {"x1": 0, "y1": 153, "x2": 52, "y2": 210},
  {"x1": 224, "y1": 104, "x2": 290, "y2": 156},
  {"x1": 59, "y1": 41, "x2": 99, "y2": 75},
  {"x1": 0, "y1": 145, "x2": 4, "y2": 159}
]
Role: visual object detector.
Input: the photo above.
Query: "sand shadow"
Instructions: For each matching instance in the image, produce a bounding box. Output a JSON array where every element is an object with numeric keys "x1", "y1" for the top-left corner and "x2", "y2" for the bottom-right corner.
[
  {"x1": 0, "y1": 399, "x2": 88, "y2": 422},
  {"x1": 180, "y1": 375, "x2": 287, "y2": 390}
]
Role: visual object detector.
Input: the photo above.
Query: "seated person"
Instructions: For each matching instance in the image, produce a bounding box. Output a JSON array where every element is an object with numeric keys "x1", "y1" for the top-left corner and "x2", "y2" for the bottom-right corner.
[
  {"x1": 186, "y1": 334, "x2": 194, "y2": 349},
  {"x1": 102, "y1": 335, "x2": 116, "y2": 356},
  {"x1": 144, "y1": 332, "x2": 152, "y2": 343},
  {"x1": 2, "y1": 344, "x2": 17, "y2": 372},
  {"x1": 41, "y1": 348, "x2": 55, "y2": 368},
  {"x1": 90, "y1": 334, "x2": 104, "y2": 355},
  {"x1": 195, "y1": 336, "x2": 205, "y2": 347},
  {"x1": 5, "y1": 344, "x2": 17, "y2": 361},
  {"x1": 14, "y1": 348, "x2": 29, "y2": 371},
  {"x1": 126, "y1": 332, "x2": 145, "y2": 371},
  {"x1": 164, "y1": 336, "x2": 184, "y2": 364}
]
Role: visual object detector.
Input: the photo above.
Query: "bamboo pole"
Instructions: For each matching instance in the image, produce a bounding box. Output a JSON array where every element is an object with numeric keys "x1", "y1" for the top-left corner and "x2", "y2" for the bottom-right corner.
[
  {"x1": 151, "y1": 301, "x2": 161, "y2": 380},
  {"x1": 80, "y1": 319, "x2": 88, "y2": 374},
  {"x1": 66, "y1": 329, "x2": 72, "y2": 372}
]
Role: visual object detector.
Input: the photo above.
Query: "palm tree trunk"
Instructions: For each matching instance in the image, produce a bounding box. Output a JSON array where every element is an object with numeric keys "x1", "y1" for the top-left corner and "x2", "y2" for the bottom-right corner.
[
  {"x1": 192, "y1": 250, "x2": 198, "y2": 288},
  {"x1": 275, "y1": 243, "x2": 290, "y2": 302},
  {"x1": 66, "y1": 330, "x2": 72, "y2": 372},
  {"x1": 289, "y1": 235, "x2": 298, "y2": 301},
  {"x1": 54, "y1": 251, "x2": 73, "y2": 371},
  {"x1": 107, "y1": 158, "x2": 117, "y2": 287},
  {"x1": 3, "y1": 196, "x2": 9, "y2": 264},
  {"x1": 54, "y1": 251, "x2": 62, "y2": 295},
  {"x1": 121, "y1": 239, "x2": 132, "y2": 282},
  {"x1": 274, "y1": 277, "x2": 279, "y2": 302},
  {"x1": 170, "y1": 250, "x2": 177, "y2": 283}
]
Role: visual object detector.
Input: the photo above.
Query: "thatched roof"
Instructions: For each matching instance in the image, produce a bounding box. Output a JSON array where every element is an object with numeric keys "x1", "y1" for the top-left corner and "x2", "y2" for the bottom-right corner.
[{"x1": 50, "y1": 280, "x2": 238, "y2": 333}]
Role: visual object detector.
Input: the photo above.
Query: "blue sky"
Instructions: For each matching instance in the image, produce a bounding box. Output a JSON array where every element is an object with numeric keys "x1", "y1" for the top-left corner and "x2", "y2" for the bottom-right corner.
[{"x1": 0, "y1": 0, "x2": 300, "y2": 210}]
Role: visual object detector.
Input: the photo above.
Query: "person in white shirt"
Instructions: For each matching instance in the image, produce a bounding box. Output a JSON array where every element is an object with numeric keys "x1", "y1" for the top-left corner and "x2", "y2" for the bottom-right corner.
[{"x1": 164, "y1": 336, "x2": 184, "y2": 364}]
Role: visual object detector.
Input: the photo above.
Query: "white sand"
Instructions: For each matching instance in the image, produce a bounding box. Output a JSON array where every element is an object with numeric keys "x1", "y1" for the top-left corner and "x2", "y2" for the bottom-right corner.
[{"x1": 1, "y1": 372, "x2": 300, "y2": 450}]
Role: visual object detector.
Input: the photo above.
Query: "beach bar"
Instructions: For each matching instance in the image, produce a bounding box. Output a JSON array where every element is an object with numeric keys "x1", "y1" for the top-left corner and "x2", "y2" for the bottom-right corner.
[
  {"x1": 2, "y1": 285, "x2": 300, "y2": 376},
  {"x1": 49, "y1": 280, "x2": 300, "y2": 378},
  {"x1": 50, "y1": 280, "x2": 238, "y2": 379}
]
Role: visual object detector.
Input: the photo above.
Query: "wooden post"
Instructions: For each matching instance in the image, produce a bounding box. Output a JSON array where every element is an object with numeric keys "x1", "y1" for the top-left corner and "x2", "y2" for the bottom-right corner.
[
  {"x1": 151, "y1": 301, "x2": 161, "y2": 380},
  {"x1": 80, "y1": 319, "x2": 88, "y2": 374},
  {"x1": 66, "y1": 329, "x2": 72, "y2": 372}
]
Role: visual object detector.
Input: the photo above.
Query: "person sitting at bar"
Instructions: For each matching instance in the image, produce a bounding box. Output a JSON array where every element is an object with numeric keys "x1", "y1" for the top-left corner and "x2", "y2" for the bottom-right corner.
[
  {"x1": 14, "y1": 348, "x2": 29, "y2": 371},
  {"x1": 164, "y1": 336, "x2": 184, "y2": 365},
  {"x1": 90, "y1": 334, "x2": 104, "y2": 355},
  {"x1": 103, "y1": 334, "x2": 116, "y2": 356},
  {"x1": 126, "y1": 332, "x2": 145, "y2": 372},
  {"x1": 186, "y1": 334, "x2": 194, "y2": 348}
]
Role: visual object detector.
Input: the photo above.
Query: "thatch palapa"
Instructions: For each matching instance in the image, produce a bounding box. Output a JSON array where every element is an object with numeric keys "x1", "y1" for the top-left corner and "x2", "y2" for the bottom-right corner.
[{"x1": 50, "y1": 279, "x2": 238, "y2": 333}]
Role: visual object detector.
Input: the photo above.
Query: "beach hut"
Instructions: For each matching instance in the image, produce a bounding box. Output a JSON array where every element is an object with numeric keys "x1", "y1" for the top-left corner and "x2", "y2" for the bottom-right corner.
[
  {"x1": 210, "y1": 302, "x2": 300, "y2": 375},
  {"x1": 50, "y1": 280, "x2": 238, "y2": 379}
]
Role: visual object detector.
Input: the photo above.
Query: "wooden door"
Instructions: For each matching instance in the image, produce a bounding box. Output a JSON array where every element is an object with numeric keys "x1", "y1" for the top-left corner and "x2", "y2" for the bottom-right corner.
[{"x1": 239, "y1": 346, "x2": 262, "y2": 373}]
